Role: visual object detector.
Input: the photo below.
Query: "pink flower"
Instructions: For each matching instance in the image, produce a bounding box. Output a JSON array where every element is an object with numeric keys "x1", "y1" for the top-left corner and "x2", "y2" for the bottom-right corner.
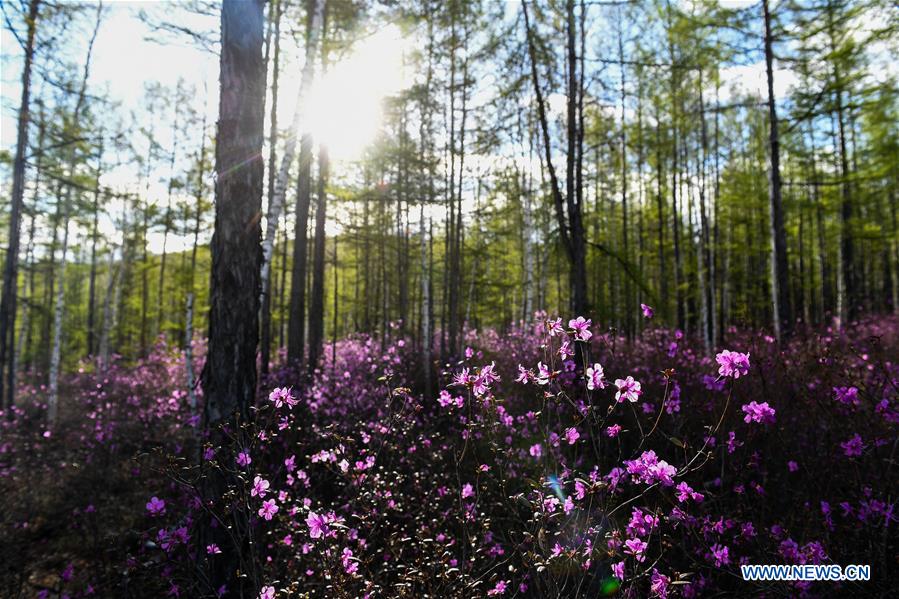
[
  {"x1": 741, "y1": 401, "x2": 776, "y2": 424},
  {"x1": 535, "y1": 362, "x2": 552, "y2": 386},
  {"x1": 568, "y1": 316, "x2": 592, "y2": 341},
  {"x1": 641, "y1": 303, "x2": 654, "y2": 319},
  {"x1": 605, "y1": 424, "x2": 622, "y2": 438},
  {"x1": 461, "y1": 483, "x2": 475, "y2": 499},
  {"x1": 206, "y1": 544, "x2": 222, "y2": 555},
  {"x1": 258, "y1": 586, "x2": 275, "y2": 599},
  {"x1": 586, "y1": 363, "x2": 606, "y2": 390},
  {"x1": 650, "y1": 569, "x2": 670, "y2": 598},
  {"x1": 546, "y1": 317, "x2": 564, "y2": 337},
  {"x1": 146, "y1": 496, "x2": 166, "y2": 516},
  {"x1": 558, "y1": 339, "x2": 573, "y2": 359},
  {"x1": 306, "y1": 511, "x2": 328, "y2": 538},
  {"x1": 624, "y1": 538, "x2": 647, "y2": 562},
  {"x1": 529, "y1": 443, "x2": 542, "y2": 458},
  {"x1": 611, "y1": 560, "x2": 626, "y2": 580},
  {"x1": 342, "y1": 547, "x2": 359, "y2": 574},
  {"x1": 710, "y1": 543, "x2": 730, "y2": 566},
  {"x1": 716, "y1": 350, "x2": 751, "y2": 379},
  {"x1": 251, "y1": 476, "x2": 270, "y2": 498},
  {"x1": 833, "y1": 386, "x2": 859, "y2": 406},
  {"x1": 614, "y1": 376, "x2": 642, "y2": 403},
  {"x1": 515, "y1": 365, "x2": 531, "y2": 384},
  {"x1": 258, "y1": 499, "x2": 278, "y2": 521},
  {"x1": 236, "y1": 451, "x2": 251, "y2": 467},
  {"x1": 564, "y1": 427, "x2": 580, "y2": 445},
  {"x1": 840, "y1": 433, "x2": 864, "y2": 457},
  {"x1": 487, "y1": 580, "x2": 508, "y2": 596},
  {"x1": 268, "y1": 387, "x2": 297, "y2": 409}
]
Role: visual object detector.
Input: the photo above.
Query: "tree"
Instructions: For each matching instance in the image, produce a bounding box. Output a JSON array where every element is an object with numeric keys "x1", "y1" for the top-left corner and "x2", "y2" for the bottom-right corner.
[
  {"x1": 200, "y1": 0, "x2": 265, "y2": 591},
  {"x1": 762, "y1": 0, "x2": 792, "y2": 340}
]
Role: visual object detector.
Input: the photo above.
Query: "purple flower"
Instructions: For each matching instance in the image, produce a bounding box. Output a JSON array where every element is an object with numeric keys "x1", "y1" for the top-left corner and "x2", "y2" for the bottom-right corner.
[
  {"x1": 251, "y1": 476, "x2": 270, "y2": 498},
  {"x1": 487, "y1": 580, "x2": 508, "y2": 596},
  {"x1": 564, "y1": 427, "x2": 580, "y2": 445},
  {"x1": 258, "y1": 586, "x2": 275, "y2": 599},
  {"x1": 611, "y1": 560, "x2": 626, "y2": 580},
  {"x1": 606, "y1": 424, "x2": 622, "y2": 438},
  {"x1": 586, "y1": 363, "x2": 606, "y2": 390},
  {"x1": 236, "y1": 451, "x2": 251, "y2": 467},
  {"x1": 624, "y1": 450, "x2": 676, "y2": 486},
  {"x1": 833, "y1": 386, "x2": 859, "y2": 406},
  {"x1": 306, "y1": 511, "x2": 328, "y2": 539},
  {"x1": 624, "y1": 538, "x2": 647, "y2": 562},
  {"x1": 568, "y1": 316, "x2": 592, "y2": 342},
  {"x1": 461, "y1": 483, "x2": 475, "y2": 499},
  {"x1": 206, "y1": 544, "x2": 222, "y2": 555},
  {"x1": 741, "y1": 401, "x2": 776, "y2": 424},
  {"x1": 614, "y1": 376, "x2": 642, "y2": 403},
  {"x1": 650, "y1": 569, "x2": 670, "y2": 598},
  {"x1": 342, "y1": 547, "x2": 359, "y2": 574},
  {"x1": 146, "y1": 496, "x2": 166, "y2": 516},
  {"x1": 641, "y1": 303, "x2": 654, "y2": 319},
  {"x1": 258, "y1": 499, "x2": 278, "y2": 521},
  {"x1": 710, "y1": 543, "x2": 730, "y2": 567},
  {"x1": 716, "y1": 350, "x2": 751, "y2": 379},
  {"x1": 840, "y1": 433, "x2": 864, "y2": 457}
]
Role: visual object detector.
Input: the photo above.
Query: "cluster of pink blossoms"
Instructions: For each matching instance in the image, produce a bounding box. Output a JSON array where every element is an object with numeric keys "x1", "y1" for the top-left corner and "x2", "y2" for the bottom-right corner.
[
  {"x1": 624, "y1": 450, "x2": 677, "y2": 486},
  {"x1": 741, "y1": 400, "x2": 776, "y2": 425},
  {"x1": 716, "y1": 349, "x2": 751, "y2": 379}
]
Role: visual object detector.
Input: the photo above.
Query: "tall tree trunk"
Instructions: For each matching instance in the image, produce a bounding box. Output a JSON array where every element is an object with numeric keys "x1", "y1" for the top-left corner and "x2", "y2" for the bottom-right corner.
[
  {"x1": 762, "y1": 0, "x2": 792, "y2": 340},
  {"x1": 200, "y1": 0, "x2": 265, "y2": 594},
  {"x1": 308, "y1": 143, "x2": 329, "y2": 373},
  {"x1": 264, "y1": 0, "x2": 323, "y2": 370},
  {"x1": 0, "y1": 0, "x2": 40, "y2": 411},
  {"x1": 47, "y1": 2, "x2": 101, "y2": 425},
  {"x1": 260, "y1": 0, "x2": 283, "y2": 376}
]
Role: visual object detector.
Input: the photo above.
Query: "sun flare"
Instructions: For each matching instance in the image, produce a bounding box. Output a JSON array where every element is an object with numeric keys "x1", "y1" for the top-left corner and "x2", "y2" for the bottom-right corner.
[{"x1": 305, "y1": 24, "x2": 411, "y2": 162}]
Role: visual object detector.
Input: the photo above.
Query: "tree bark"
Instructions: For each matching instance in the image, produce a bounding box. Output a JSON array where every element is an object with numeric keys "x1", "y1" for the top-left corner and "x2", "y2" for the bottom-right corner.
[{"x1": 200, "y1": 0, "x2": 265, "y2": 593}]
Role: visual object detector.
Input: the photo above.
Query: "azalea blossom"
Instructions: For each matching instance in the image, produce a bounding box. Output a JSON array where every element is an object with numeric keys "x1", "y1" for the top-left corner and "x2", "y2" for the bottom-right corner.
[
  {"x1": 487, "y1": 580, "x2": 508, "y2": 596},
  {"x1": 236, "y1": 451, "x2": 251, "y2": 467},
  {"x1": 568, "y1": 316, "x2": 592, "y2": 341},
  {"x1": 146, "y1": 496, "x2": 166, "y2": 516},
  {"x1": 586, "y1": 363, "x2": 606, "y2": 390},
  {"x1": 741, "y1": 401, "x2": 776, "y2": 425},
  {"x1": 614, "y1": 376, "x2": 642, "y2": 403},
  {"x1": 564, "y1": 427, "x2": 580, "y2": 445},
  {"x1": 535, "y1": 362, "x2": 553, "y2": 385},
  {"x1": 306, "y1": 511, "x2": 328, "y2": 538},
  {"x1": 716, "y1": 349, "x2": 751, "y2": 379},
  {"x1": 251, "y1": 475, "x2": 270, "y2": 498},
  {"x1": 841, "y1": 433, "x2": 864, "y2": 457},
  {"x1": 624, "y1": 537, "x2": 648, "y2": 562},
  {"x1": 258, "y1": 586, "x2": 275, "y2": 599},
  {"x1": 206, "y1": 544, "x2": 222, "y2": 555},
  {"x1": 640, "y1": 303, "x2": 654, "y2": 319},
  {"x1": 258, "y1": 499, "x2": 279, "y2": 521},
  {"x1": 546, "y1": 317, "x2": 564, "y2": 337}
]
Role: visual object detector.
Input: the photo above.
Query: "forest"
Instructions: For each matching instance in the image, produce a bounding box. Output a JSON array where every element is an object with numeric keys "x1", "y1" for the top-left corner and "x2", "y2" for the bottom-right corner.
[{"x1": 0, "y1": 0, "x2": 897, "y2": 597}]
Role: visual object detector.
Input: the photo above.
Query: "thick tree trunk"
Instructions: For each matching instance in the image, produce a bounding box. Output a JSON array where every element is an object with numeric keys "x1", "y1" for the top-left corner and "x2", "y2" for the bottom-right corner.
[
  {"x1": 0, "y1": 0, "x2": 40, "y2": 411},
  {"x1": 201, "y1": 0, "x2": 265, "y2": 593}
]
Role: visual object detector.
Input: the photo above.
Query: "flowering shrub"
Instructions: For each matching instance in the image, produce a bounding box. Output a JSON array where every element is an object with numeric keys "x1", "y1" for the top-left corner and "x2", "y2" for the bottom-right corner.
[{"x1": 1, "y1": 318, "x2": 896, "y2": 597}]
